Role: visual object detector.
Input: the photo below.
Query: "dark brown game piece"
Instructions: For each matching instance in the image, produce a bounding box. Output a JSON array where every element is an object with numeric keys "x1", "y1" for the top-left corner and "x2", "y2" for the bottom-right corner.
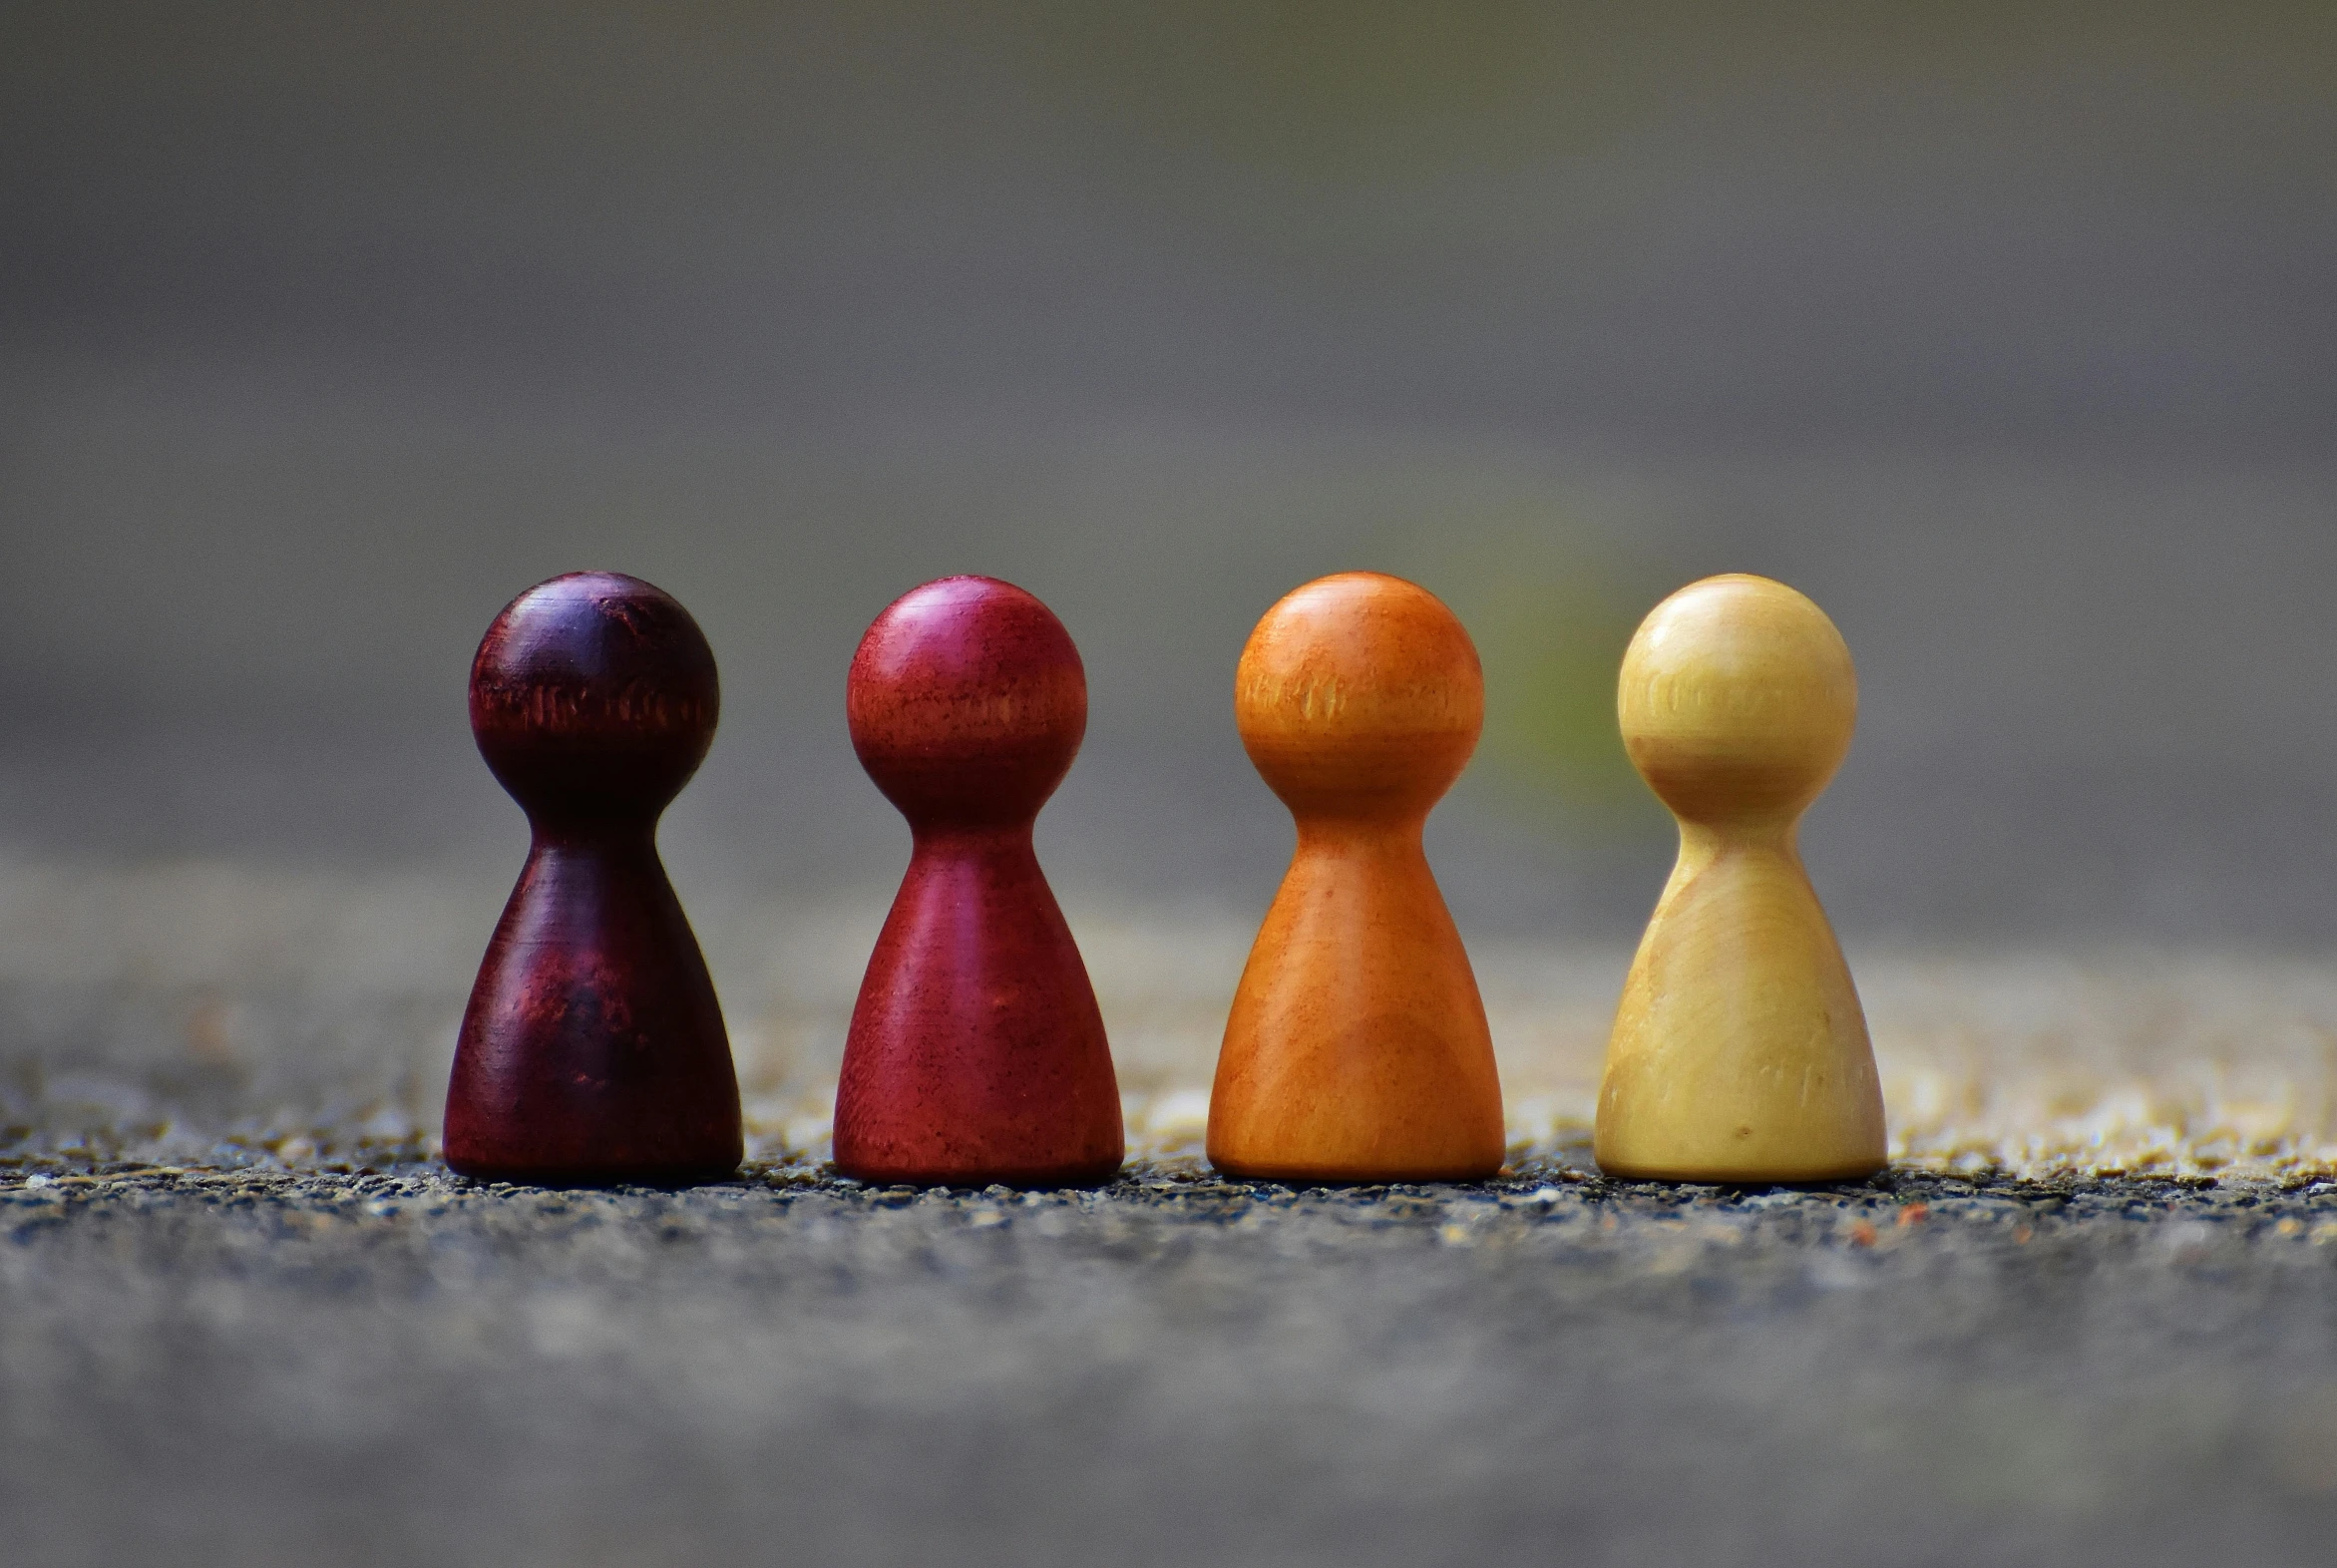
[
  {"x1": 832, "y1": 576, "x2": 1124, "y2": 1187},
  {"x1": 444, "y1": 572, "x2": 742, "y2": 1186}
]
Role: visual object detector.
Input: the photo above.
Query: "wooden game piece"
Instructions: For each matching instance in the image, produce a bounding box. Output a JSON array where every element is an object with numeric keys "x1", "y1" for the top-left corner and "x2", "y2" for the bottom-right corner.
[
  {"x1": 833, "y1": 576, "x2": 1124, "y2": 1187},
  {"x1": 1594, "y1": 573, "x2": 1885, "y2": 1183},
  {"x1": 444, "y1": 572, "x2": 743, "y2": 1186},
  {"x1": 1206, "y1": 572, "x2": 1505, "y2": 1183}
]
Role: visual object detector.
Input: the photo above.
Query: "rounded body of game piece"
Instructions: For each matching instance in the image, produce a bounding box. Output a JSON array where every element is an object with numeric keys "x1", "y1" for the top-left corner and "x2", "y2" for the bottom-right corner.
[
  {"x1": 1208, "y1": 572, "x2": 1505, "y2": 1184},
  {"x1": 445, "y1": 572, "x2": 742, "y2": 1187},
  {"x1": 833, "y1": 576, "x2": 1123, "y2": 1187},
  {"x1": 1595, "y1": 573, "x2": 1885, "y2": 1184}
]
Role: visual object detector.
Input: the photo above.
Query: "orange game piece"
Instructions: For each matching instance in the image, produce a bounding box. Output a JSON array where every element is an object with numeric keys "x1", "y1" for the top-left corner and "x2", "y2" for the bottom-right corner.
[{"x1": 1206, "y1": 572, "x2": 1505, "y2": 1183}]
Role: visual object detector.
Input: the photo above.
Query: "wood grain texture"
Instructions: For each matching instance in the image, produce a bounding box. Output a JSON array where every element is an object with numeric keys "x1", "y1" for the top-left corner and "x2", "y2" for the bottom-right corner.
[
  {"x1": 1595, "y1": 573, "x2": 1885, "y2": 1183},
  {"x1": 1207, "y1": 572, "x2": 1505, "y2": 1183},
  {"x1": 833, "y1": 576, "x2": 1124, "y2": 1187},
  {"x1": 445, "y1": 572, "x2": 743, "y2": 1186}
]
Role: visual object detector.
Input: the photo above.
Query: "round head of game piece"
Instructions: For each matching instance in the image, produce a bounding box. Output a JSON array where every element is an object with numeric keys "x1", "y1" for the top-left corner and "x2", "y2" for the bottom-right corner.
[
  {"x1": 1235, "y1": 572, "x2": 1484, "y2": 820},
  {"x1": 847, "y1": 576, "x2": 1087, "y2": 828},
  {"x1": 469, "y1": 572, "x2": 720, "y2": 827},
  {"x1": 1617, "y1": 573, "x2": 1856, "y2": 826}
]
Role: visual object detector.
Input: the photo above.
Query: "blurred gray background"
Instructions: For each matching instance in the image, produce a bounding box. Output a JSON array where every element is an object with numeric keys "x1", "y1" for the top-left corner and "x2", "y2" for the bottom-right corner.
[{"x1": 3, "y1": 0, "x2": 2333, "y2": 945}]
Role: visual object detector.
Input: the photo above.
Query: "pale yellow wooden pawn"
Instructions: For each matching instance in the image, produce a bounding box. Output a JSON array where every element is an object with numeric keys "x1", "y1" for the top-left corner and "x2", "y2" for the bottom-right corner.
[{"x1": 1594, "y1": 573, "x2": 1885, "y2": 1183}]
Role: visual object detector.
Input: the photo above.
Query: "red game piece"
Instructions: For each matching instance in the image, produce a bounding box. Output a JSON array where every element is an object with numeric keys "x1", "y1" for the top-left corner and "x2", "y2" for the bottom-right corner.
[
  {"x1": 833, "y1": 577, "x2": 1124, "y2": 1187},
  {"x1": 444, "y1": 572, "x2": 743, "y2": 1186}
]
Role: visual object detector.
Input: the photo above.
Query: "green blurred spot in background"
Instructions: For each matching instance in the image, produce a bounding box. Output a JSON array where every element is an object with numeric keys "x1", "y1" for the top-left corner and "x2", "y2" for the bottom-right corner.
[{"x1": 1436, "y1": 535, "x2": 1655, "y2": 827}]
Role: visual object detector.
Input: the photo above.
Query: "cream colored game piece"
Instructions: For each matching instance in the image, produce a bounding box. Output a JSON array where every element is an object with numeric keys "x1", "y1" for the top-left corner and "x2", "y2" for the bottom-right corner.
[{"x1": 1594, "y1": 574, "x2": 1885, "y2": 1183}]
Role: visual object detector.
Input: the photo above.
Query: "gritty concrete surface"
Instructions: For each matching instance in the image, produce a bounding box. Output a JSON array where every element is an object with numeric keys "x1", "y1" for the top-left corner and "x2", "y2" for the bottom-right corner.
[
  {"x1": 6, "y1": 862, "x2": 2337, "y2": 1564},
  {"x1": 5, "y1": 1157, "x2": 2337, "y2": 1567}
]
